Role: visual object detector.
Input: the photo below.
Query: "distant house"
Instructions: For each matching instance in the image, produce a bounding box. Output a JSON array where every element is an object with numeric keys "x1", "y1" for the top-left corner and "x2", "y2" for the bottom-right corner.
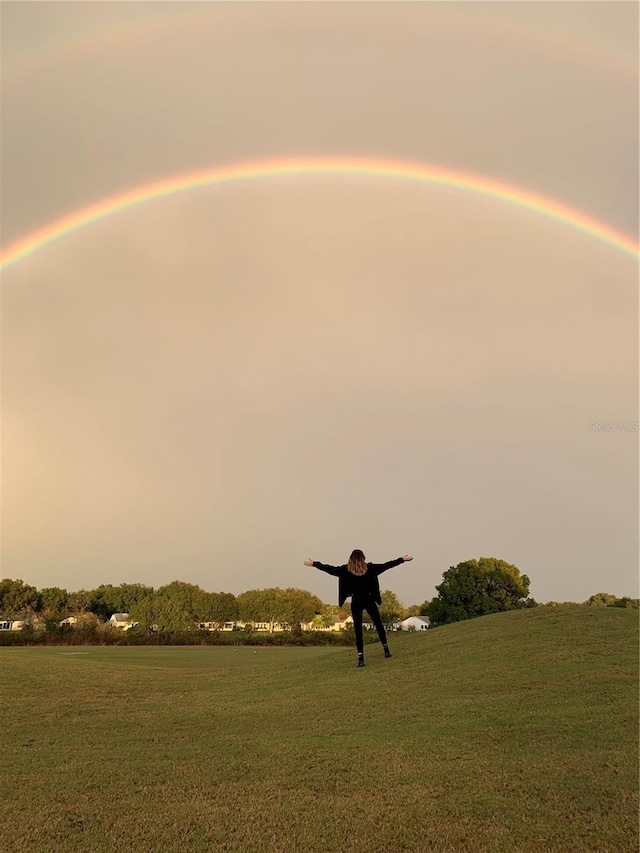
[
  {"x1": 312, "y1": 618, "x2": 335, "y2": 632},
  {"x1": 309, "y1": 616, "x2": 343, "y2": 632},
  {"x1": 329, "y1": 615, "x2": 352, "y2": 631},
  {"x1": 108, "y1": 613, "x2": 137, "y2": 631},
  {"x1": 326, "y1": 615, "x2": 375, "y2": 631},
  {"x1": 251, "y1": 621, "x2": 286, "y2": 632},
  {"x1": 196, "y1": 621, "x2": 244, "y2": 631},
  {"x1": 59, "y1": 613, "x2": 100, "y2": 628},
  {"x1": 0, "y1": 619, "x2": 25, "y2": 631},
  {"x1": 345, "y1": 615, "x2": 377, "y2": 629},
  {"x1": 400, "y1": 615, "x2": 430, "y2": 631}
]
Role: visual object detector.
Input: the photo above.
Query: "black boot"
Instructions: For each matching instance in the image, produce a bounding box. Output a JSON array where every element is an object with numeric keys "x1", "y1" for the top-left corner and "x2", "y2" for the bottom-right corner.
[
  {"x1": 383, "y1": 644, "x2": 391, "y2": 659},
  {"x1": 356, "y1": 653, "x2": 365, "y2": 667}
]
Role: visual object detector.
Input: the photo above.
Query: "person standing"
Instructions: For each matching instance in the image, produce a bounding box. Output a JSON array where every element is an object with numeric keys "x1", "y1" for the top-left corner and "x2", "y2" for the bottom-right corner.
[{"x1": 304, "y1": 550, "x2": 413, "y2": 666}]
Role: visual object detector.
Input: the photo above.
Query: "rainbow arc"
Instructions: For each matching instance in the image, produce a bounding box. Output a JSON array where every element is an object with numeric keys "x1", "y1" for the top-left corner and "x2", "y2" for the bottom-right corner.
[{"x1": 1, "y1": 156, "x2": 637, "y2": 270}]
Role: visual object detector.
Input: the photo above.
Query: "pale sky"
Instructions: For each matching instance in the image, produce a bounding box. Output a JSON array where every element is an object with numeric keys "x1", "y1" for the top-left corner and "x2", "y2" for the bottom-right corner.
[{"x1": 1, "y1": 1, "x2": 638, "y2": 607}]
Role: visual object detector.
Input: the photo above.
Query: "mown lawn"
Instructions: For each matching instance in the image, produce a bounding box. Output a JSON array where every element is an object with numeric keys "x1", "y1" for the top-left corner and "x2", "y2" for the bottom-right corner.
[{"x1": 1, "y1": 606, "x2": 637, "y2": 852}]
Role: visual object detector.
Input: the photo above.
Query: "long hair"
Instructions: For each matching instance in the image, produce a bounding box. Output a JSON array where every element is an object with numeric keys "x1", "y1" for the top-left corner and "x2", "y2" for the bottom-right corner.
[{"x1": 347, "y1": 549, "x2": 368, "y2": 576}]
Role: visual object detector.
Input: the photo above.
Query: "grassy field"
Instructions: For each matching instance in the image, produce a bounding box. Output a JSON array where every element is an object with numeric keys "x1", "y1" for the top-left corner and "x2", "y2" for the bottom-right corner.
[{"x1": 1, "y1": 606, "x2": 637, "y2": 853}]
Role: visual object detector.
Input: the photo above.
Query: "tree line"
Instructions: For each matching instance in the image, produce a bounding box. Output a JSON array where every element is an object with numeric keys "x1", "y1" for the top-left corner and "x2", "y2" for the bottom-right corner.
[
  {"x1": 1, "y1": 557, "x2": 636, "y2": 634},
  {"x1": 0, "y1": 578, "x2": 412, "y2": 631}
]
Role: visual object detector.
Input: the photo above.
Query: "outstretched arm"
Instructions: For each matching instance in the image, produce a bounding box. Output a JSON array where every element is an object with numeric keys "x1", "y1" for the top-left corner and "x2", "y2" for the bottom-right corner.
[
  {"x1": 303, "y1": 559, "x2": 343, "y2": 577},
  {"x1": 371, "y1": 555, "x2": 414, "y2": 575}
]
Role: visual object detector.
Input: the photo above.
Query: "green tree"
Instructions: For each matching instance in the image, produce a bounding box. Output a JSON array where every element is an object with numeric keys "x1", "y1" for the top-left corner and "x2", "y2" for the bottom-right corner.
[
  {"x1": 319, "y1": 604, "x2": 339, "y2": 628},
  {"x1": 128, "y1": 581, "x2": 209, "y2": 631},
  {"x1": 613, "y1": 597, "x2": 639, "y2": 609},
  {"x1": 90, "y1": 583, "x2": 154, "y2": 620},
  {"x1": 259, "y1": 588, "x2": 286, "y2": 632},
  {"x1": 129, "y1": 595, "x2": 160, "y2": 631},
  {"x1": 311, "y1": 613, "x2": 333, "y2": 629},
  {"x1": 587, "y1": 593, "x2": 617, "y2": 607},
  {"x1": 418, "y1": 599, "x2": 432, "y2": 618},
  {"x1": 429, "y1": 557, "x2": 534, "y2": 627},
  {"x1": 0, "y1": 578, "x2": 40, "y2": 618},
  {"x1": 162, "y1": 581, "x2": 209, "y2": 624},
  {"x1": 379, "y1": 590, "x2": 403, "y2": 626},
  {"x1": 278, "y1": 588, "x2": 324, "y2": 629},
  {"x1": 236, "y1": 588, "x2": 322, "y2": 632},
  {"x1": 237, "y1": 588, "x2": 287, "y2": 632},
  {"x1": 38, "y1": 586, "x2": 69, "y2": 618},
  {"x1": 236, "y1": 589, "x2": 267, "y2": 625},
  {"x1": 200, "y1": 592, "x2": 239, "y2": 626},
  {"x1": 339, "y1": 602, "x2": 351, "y2": 621},
  {"x1": 66, "y1": 589, "x2": 94, "y2": 615}
]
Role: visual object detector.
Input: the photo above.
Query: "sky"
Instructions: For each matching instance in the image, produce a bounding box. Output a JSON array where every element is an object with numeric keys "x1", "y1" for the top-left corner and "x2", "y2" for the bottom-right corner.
[{"x1": 1, "y1": 1, "x2": 638, "y2": 607}]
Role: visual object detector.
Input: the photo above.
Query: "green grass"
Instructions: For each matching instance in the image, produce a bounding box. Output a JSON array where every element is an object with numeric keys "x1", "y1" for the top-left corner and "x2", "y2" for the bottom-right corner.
[{"x1": 1, "y1": 606, "x2": 637, "y2": 852}]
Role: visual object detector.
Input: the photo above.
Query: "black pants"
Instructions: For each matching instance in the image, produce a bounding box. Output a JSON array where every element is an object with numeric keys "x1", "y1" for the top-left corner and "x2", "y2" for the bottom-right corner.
[{"x1": 351, "y1": 596, "x2": 387, "y2": 655}]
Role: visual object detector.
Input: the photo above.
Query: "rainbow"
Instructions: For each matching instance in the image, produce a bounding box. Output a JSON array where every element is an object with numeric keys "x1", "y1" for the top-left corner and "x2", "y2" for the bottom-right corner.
[
  {"x1": 4, "y1": 4, "x2": 636, "y2": 90},
  {"x1": 1, "y1": 156, "x2": 638, "y2": 271}
]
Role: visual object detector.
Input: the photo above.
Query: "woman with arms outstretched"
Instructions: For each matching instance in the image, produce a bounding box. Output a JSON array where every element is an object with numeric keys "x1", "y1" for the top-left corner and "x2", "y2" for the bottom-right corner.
[{"x1": 304, "y1": 549, "x2": 413, "y2": 667}]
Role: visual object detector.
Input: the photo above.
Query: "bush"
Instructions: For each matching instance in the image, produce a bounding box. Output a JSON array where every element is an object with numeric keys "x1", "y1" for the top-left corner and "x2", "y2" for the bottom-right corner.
[
  {"x1": 0, "y1": 623, "x2": 360, "y2": 647},
  {"x1": 342, "y1": 626, "x2": 377, "y2": 646}
]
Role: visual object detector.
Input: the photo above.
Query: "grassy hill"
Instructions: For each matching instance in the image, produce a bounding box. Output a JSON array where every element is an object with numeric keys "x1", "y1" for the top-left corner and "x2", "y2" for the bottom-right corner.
[{"x1": 1, "y1": 605, "x2": 637, "y2": 852}]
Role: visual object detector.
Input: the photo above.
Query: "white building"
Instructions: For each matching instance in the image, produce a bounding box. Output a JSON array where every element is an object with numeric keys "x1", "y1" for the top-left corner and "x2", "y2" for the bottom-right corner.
[
  {"x1": 0, "y1": 619, "x2": 25, "y2": 631},
  {"x1": 108, "y1": 613, "x2": 137, "y2": 631},
  {"x1": 400, "y1": 615, "x2": 430, "y2": 631}
]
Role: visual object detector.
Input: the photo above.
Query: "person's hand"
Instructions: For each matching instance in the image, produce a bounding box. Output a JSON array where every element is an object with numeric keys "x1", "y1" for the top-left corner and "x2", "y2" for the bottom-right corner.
[
  {"x1": 303, "y1": 559, "x2": 314, "y2": 567},
  {"x1": 403, "y1": 555, "x2": 414, "y2": 562}
]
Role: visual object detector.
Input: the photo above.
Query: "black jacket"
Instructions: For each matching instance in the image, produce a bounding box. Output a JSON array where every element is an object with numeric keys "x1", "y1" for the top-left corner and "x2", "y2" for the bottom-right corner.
[{"x1": 312, "y1": 558, "x2": 404, "y2": 607}]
